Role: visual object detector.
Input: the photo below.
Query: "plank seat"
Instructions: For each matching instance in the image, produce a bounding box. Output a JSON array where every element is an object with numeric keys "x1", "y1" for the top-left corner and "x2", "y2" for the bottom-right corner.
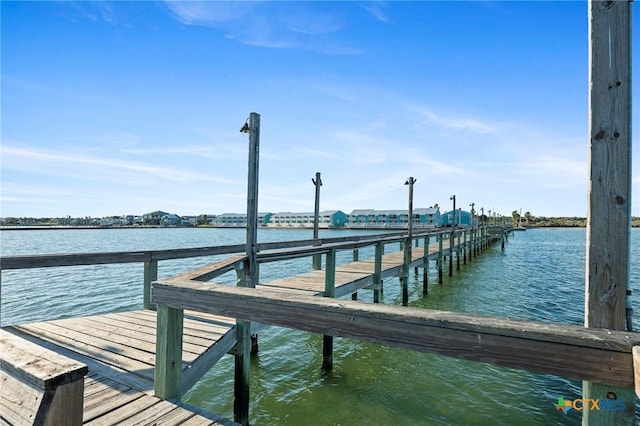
[{"x1": 0, "y1": 328, "x2": 88, "y2": 425}]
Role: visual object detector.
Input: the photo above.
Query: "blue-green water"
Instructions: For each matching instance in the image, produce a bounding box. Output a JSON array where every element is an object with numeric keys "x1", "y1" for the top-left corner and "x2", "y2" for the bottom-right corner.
[{"x1": 1, "y1": 227, "x2": 639, "y2": 425}]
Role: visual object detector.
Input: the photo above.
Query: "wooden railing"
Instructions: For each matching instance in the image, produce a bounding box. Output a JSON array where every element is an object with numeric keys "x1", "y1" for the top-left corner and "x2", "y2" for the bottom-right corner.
[
  {"x1": 0, "y1": 227, "x2": 500, "y2": 321},
  {"x1": 0, "y1": 226, "x2": 503, "y2": 424},
  {"x1": 151, "y1": 280, "x2": 640, "y2": 390}
]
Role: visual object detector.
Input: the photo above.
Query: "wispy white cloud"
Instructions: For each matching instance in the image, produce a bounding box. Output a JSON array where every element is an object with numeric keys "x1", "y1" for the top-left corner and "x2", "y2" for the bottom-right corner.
[
  {"x1": 61, "y1": 1, "x2": 121, "y2": 26},
  {"x1": 164, "y1": 1, "x2": 253, "y2": 25},
  {"x1": 2, "y1": 146, "x2": 236, "y2": 185},
  {"x1": 411, "y1": 106, "x2": 498, "y2": 134},
  {"x1": 359, "y1": 2, "x2": 391, "y2": 23},
  {"x1": 163, "y1": 1, "x2": 361, "y2": 54},
  {"x1": 119, "y1": 144, "x2": 245, "y2": 160}
]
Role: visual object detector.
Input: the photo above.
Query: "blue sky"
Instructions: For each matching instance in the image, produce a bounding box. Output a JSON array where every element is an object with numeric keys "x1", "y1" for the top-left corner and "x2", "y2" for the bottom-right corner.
[{"x1": 2, "y1": 1, "x2": 638, "y2": 219}]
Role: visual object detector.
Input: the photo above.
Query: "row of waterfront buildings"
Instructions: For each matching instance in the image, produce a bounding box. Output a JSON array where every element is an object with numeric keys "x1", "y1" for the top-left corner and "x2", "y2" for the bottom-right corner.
[
  {"x1": 213, "y1": 207, "x2": 476, "y2": 228},
  {"x1": 0, "y1": 207, "x2": 481, "y2": 229}
]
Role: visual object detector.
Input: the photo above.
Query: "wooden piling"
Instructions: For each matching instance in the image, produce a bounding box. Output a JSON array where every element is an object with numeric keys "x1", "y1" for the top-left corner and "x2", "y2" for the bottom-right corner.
[
  {"x1": 584, "y1": 1, "x2": 634, "y2": 424},
  {"x1": 401, "y1": 236, "x2": 411, "y2": 306},
  {"x1": 322, "y1": 248, "x2": 336, "y2": 370}
]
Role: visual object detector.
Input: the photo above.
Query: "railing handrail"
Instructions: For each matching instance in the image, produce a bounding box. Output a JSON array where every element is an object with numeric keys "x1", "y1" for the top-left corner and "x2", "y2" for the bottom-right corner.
[{"x1": 0, "y1": 227, "x2": 481, "y2": 271}]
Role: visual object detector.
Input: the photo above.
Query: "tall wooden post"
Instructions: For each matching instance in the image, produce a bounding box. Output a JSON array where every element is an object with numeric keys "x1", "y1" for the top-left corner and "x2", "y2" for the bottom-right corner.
[
  {"x1": 449, "y1": 195, "x2": 456, "y2": 276},
  {"x1": 235, "y1": 112, "x2": 260, "y2": 425},
  {"x1": 402, "y1": 177, "x2": 415, "y2": 306},
  {"x1": 312, "y1": 172, "x2": 322, "y2": 270},
  {"x1": 584, "y1": 2, "x2": 634, "y2": 424}
]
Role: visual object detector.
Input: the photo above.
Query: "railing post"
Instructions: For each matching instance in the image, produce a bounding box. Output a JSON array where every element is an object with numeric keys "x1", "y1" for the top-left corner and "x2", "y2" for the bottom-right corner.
[
  {"x1": 438, "y1": 234, "x2": 443, "y2": 284},
  {"x1": 448, "y1": 230, "x2": 454, "y2": 277},
  {"x1": 414, "y1": 238, "x2": 420, "y2": 274},
  {"x1": 154, "y1": 304, "x2": 184, "y2": 400},
  {"x1": 456, "y1": 231, "x2": 461, "y2": 270},
  {"x1": 474, "y1": 228, "x2": 478, "y2": 256},
  {"x1": 472, "y1": 228, "x2": 477, "y2": 257},
  {"x1": 463, "y1": 230, "x2": 467, "y2": 265},
  {"x1": 422, "y1": 235, "x2": 429, "y2": 295},
  {"x1": 322, "y1": 248, "x2": 336, "y2": 370},
  {"x1": 144, "y1": 260, "x2": 158, "y2": 310},
  {"x1": 373, "y1": 242, "x2": 383, "y2": 302},
  {"x1": 352, "y1": 249, "x2": 359, "y2": 300}
]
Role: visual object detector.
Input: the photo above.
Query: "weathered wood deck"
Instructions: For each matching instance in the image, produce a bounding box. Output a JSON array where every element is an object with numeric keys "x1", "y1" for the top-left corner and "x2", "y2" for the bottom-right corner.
[
  {"x1": 82, "y1": 372, "x2": 229, "y2": 425},
  {"x1": 1, "y1": 230, "x2": 490, "y2": 424},
  {"x1": 8, "y1": 310, "x2": 237, "y2": 391}
]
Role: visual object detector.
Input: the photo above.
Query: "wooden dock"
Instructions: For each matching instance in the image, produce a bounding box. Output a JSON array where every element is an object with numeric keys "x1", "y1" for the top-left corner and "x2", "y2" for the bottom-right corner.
[{"x1": 1, "y1": 227, "x2": 501, "y2": 424}]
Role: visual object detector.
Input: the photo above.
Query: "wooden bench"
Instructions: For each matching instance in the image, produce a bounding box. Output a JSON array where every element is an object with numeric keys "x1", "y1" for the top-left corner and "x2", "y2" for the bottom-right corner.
[{"x1": 0, "y1": 329, "x2": 88, "y2": 425}]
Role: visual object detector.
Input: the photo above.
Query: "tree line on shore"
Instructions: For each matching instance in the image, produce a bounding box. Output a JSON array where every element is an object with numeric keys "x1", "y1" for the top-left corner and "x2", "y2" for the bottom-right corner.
[{"x1": 511, "y1": 213, "x2": 640, "y2": 228}]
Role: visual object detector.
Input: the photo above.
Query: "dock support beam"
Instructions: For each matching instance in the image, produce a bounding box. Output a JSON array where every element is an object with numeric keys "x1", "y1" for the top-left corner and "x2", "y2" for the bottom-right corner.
[{"x1": 584, "y1": 1, "x2": 634, "y2": 424}]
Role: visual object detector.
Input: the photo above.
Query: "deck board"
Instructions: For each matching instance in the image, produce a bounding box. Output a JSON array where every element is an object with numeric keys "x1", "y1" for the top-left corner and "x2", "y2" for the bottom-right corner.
[{"x1": 82, "y1": 373, "x2": 227, "y2": 425}]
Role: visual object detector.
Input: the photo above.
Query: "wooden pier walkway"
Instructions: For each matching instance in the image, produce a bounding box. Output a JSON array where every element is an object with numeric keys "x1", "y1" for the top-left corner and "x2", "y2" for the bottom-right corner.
[{"x1": 1, "y1": 228, "x2": 500, "y2": 424}]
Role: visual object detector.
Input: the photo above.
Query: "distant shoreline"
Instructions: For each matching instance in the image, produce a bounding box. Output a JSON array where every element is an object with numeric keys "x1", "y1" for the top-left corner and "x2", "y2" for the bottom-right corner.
[{"x1": 2, "y1": 219, "x2": 639, "y2": 231}]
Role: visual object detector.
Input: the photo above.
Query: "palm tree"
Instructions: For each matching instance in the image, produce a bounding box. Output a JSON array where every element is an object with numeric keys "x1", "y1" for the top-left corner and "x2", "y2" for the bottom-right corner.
[
  {"x1": 512, "y1": 210, "x2": 520, "y2": 226},
  {"x1": 524, "y1": 211, "x2": 533, "y2": 225}
]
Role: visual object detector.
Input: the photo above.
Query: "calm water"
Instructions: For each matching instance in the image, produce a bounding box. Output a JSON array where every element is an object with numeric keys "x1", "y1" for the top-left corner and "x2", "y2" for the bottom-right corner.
[{"x1": 1, "y1": 227, "x2": 639, "y2": 425}]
